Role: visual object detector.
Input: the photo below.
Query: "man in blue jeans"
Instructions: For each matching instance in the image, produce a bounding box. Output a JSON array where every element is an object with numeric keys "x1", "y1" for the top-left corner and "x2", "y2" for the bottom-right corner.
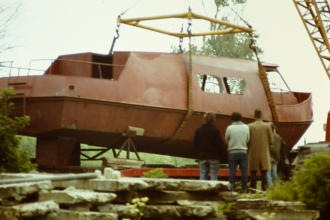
[
  {"x1": 225, "y1": 112, "x2": 250, "y2": 192},
  {"x1": 267, "y1": 123, "x2": 289, "y2": 187},
  {"x1": 194, "y1": 112, "x2": 226, "y2": 180}
]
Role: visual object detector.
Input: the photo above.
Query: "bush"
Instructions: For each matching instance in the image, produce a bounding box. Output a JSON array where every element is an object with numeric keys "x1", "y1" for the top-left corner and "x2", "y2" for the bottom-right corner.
[
  {"x1": 267, "y1": 153, "x2": 330, "y2": 219},
  {"x1": 142, "y1": 168, "x2": 168, "y2": 178},
  {"x1": 266, "y1": 179, "x2": 297, "y2": 201},
  {"x1": 0, "y1": 88, "x2": 35, "y2": 172},
  {"x1": 294, "y1": 153, "x2": 330, "y2": 219},
  {"x1": 17, "y1": 135, "x2": 36, "y2": 159}
]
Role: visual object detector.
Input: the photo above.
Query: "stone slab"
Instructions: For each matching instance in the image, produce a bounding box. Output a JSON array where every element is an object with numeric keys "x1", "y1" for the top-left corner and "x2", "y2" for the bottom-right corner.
[
  {"x1": 142, "y1": 204, "x2": 217, "y2": 218},
  {"x1": 241, "y1": 209, "x2": 320, "y2": 220},
  {"x1": 53, "y1": 177, "x2": 230, "y2": 193},
  {"x1": 235, "y1": 199, "x2": 306, "y2": 210},
  {"x1": 0, "y1": 181, "x2": 52, "y2": 202},
  {"x1": 97, "y1": 204, "x2": 139, "y2": 217},
  {"x1": 52, "y1": 178, "x2": 149, "y2": 192},
  {"x1": 140, "y1": 178, "x2": 230, "y2": 191},
  {"x1": 39, "y1": 188, "x2": 117, "y2": 204},
  {"x1": 45, "y1": 209, "x2": 118, "y2": 220},
  {"x1": 113, "y1": 190, "x2": 228, "y2": 204},
  {"x1": 230, "y1": 199, "x2": 320, "y2": 220},
  {"x1": 0, "y1": 200, "x2": 58, "y2": 219}
]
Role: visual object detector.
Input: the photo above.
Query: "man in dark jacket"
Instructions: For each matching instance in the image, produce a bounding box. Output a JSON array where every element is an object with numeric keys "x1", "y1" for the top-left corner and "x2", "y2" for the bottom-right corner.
[
  {"x1": 267, "y1": 123, "x2": 290, "y2": 187},
  {"x1": 194, "y1": 112, "x2": 226, "y2": 180}
]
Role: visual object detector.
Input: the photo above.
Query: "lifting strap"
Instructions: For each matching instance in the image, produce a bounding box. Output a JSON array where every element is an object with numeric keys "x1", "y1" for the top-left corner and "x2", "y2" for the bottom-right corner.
[
  {"x1": 249, "y1": 33, "x2": 279, "y2": 122},
  {"x1": 171, "y1": 16, "x2": 194, "y2": 140}
]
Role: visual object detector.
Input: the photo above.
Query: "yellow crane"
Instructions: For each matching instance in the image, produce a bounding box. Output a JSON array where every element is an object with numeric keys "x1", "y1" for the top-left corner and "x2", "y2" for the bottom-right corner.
[{"x1": 293, "y1": 0, "x2": 330, "y2": 79}]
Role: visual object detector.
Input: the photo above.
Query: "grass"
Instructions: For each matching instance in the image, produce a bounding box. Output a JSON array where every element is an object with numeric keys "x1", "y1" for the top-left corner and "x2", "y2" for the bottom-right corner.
[
  {"x1": 80, "y1": 143, "x2": 197, "y2": 167},
  {"x1": 17, "y1": 136, "x2": 198, "y2": 168}
]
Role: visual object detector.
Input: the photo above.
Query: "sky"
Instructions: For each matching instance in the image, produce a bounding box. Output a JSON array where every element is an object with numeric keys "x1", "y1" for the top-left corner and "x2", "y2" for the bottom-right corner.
[{"x1": 1, "y1": 0, "x2": 329, "y2": 147}]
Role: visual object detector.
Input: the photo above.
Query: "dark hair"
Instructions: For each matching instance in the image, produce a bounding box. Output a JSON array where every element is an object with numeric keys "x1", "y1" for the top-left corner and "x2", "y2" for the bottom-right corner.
[
  {"x1": 231, "y1": 112, "x2": 242, "y2": 121},
  {"x1": 203, "y1": 112, "x2": 216, "y2": 123},
  {"x1": 254, "y1": 109, "x2": 262, "y2": 119}
]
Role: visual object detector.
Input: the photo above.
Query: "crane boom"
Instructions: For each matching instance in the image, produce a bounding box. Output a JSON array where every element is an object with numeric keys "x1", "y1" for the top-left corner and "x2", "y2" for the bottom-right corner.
[{"x1": 292, "y1": 0, "x2": 330, "y2": 79}]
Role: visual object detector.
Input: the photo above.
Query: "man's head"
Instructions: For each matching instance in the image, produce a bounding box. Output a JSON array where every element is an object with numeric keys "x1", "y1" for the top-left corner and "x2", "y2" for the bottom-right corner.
[
  {"x1": 254, "y1": 109, "x2": 262, "y2": 119},
  {"x1": 231, "y1": 112, "x2": 242, "y2": 122},
  {"x1": 203, "y1": 112, "x2": 216, "y2": 123}
]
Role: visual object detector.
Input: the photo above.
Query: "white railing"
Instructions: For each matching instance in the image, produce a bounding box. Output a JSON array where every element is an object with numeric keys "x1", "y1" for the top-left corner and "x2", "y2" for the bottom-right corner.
[{"x1": 1, "y1": 58, "x2": 126, "y2": 79}]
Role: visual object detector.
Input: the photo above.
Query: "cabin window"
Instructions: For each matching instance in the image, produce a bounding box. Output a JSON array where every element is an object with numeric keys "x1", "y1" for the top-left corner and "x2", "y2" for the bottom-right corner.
[
  {"x1": 266, "y1": 70, "x2": 289, "y2": 92},
  {"x1": 197, "y1": 74, "x2": 224, "y2": 94},
  {"x1": 223, "y1": 77, "x2": 246, "y2": 94}
]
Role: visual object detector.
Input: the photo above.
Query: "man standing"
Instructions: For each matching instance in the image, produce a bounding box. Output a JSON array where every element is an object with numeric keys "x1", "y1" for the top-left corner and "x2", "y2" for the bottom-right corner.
[
  {"x1": 194, "y1": 112, "x2": 226, "y2": 180},
  {"x1": 225, "y1": 112, "x2": 250, "y2": 193},
  {"x1": 267, "y1": 123, "x2": 290, "y2": 187},
  {"x1": 248, "y1": 109, "x2": 273, "y2": 191}
]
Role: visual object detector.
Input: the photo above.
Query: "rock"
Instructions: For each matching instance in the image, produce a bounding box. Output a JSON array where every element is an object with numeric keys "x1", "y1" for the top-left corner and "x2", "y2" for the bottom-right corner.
[
  {"x1": 114, "y1": 190, "x2": 227, "y2": 204},
  {"x1": 0, "y1": 200, "x2": 58, "y2": 220},
  {"x1": 45, "y1": 209, "x2": 118, "y2": 220},
  {"x1": 0, "y1": 181, "x2": 52, "y2": 204},
  {"x1": 140, "y1": 178, "x2": 230, "y2": 191},
  {"x1": 53, "y1": 177, "x2": 149, "y2": 192},
  {"x1": 104, "y1": 167, "x2": 121, "y2": 179},
  {"x1": 229, "y1": 199, "x2": 320, "y2": 220},
  {"x1": 97, "y1": 204, "x2": 139, "y2": 217},
  {"x1": 270, "y1": 200, "x2": 306, "y2": 210},
  {"x1": 141, "y1": 204, "x2": 217, "y2": 218},
  {"x1": 68, "y1": 204, "x2": 93, "y2": 212},
  {"x1": 39, "y1": 189, "x2": 117, "y2": 204},
  {"x1": 219, "y1": 191, "x2": 239, "y2": 202},
  {"x1": 241, "y1": 209, "x2": 319, "y2": 220}
]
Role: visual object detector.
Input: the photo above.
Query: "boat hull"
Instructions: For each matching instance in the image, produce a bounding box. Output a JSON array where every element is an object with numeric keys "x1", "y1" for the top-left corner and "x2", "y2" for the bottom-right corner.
[
  {"x1": 1, "y1": 51, "x2": 313, "y2": 167},
  {"x1": 10, "y1": 96, "x2": 311, "y2": 166}
]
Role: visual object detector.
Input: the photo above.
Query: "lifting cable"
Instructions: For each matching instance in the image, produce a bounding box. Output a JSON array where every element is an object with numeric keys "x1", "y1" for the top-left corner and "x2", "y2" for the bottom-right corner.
[
  {"x1": 178, "y1": 24, "x2": 184, "y2": 53},
  {"x1": 171, "y1": 10, "x2": 194, "y2": 140},
  {"x1": 109, "y1": 17, "x2": 121, "y2": 54},
  {"x1": 109, "y1": 0, "x2": 143, "y2": 54}
]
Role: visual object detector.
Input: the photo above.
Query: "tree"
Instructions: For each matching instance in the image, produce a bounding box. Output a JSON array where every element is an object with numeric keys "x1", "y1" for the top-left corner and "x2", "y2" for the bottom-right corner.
[
  {"x1": 172, "y1": 0, "x2": 263, "y2": 93},
  {"x1": 0, "y1": 88, "x2": 35, "y2": 172},
  {"x1": 173, "y1": 0, "x2": 262, "y2": 58}
]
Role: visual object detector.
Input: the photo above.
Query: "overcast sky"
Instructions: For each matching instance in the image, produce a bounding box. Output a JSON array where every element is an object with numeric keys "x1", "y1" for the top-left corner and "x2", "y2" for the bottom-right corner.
[{"x1": 1, "y1": 0, "x2": 329, "y2": 146}]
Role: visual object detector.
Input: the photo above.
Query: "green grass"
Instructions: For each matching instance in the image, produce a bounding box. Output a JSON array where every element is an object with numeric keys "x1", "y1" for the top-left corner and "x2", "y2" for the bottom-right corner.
[
  {"x1": 17, "y1": 136, "x2": 197, "y2": 168},
  {"x1": 80, "y1": 144, "x2": 197, "y2": 167}
]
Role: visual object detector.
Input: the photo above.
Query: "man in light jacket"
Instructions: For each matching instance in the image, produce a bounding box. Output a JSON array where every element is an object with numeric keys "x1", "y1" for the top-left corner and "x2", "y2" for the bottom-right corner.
[
  {"x1": 248, "y1": 109, "x2": 273, "y2": 191},
  {"x1": 225, "y1": 112, "x2": 250, "y2": 193}
]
